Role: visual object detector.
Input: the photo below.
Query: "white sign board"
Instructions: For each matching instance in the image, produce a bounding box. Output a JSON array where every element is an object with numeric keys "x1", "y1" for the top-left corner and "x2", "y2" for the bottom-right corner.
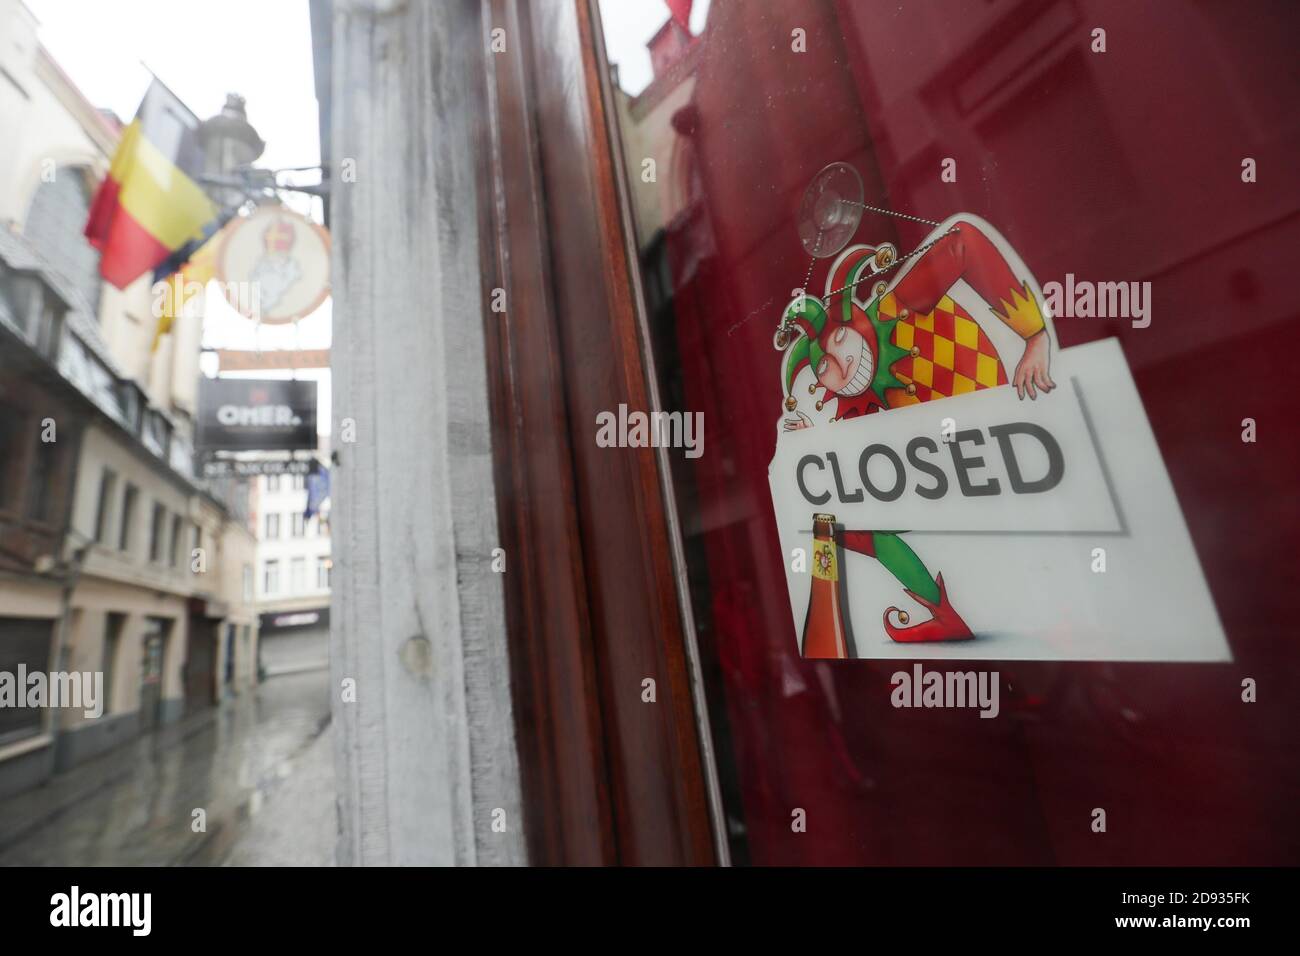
[
  {"x1": 216, "y1": 205, "x2": 331, "y2": 324},
  {"x1": 769, "y1": 338, "x2": 1230, "y2": 662}
]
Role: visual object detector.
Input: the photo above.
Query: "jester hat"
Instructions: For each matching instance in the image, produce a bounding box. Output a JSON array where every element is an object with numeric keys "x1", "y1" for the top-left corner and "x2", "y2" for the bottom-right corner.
[{"x1": 779, "y1": 244, "x2": 910, "y2": 411}]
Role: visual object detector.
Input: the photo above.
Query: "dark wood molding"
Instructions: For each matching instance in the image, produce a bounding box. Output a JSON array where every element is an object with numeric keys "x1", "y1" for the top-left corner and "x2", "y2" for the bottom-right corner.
[
  {"x1": 475, "y1": 0, "x2": 717, "y2": 864},
  {"x1": 476, "y1": 0, "x2": 616, "y2": 866}
]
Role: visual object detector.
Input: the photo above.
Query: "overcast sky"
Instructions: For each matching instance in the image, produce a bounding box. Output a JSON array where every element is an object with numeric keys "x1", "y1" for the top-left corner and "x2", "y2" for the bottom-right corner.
[
  {"x1": 600, "y1": 0, "x2": 711, "y2": 96},
  {"x1": 24, "y1": 0, "x2": 320, "y2": 171}
]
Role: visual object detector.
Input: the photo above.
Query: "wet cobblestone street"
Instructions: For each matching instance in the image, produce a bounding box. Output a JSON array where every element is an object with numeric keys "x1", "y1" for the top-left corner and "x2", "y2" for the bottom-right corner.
[{"x1": 0, "y1": 670, "x2": 335, "y2": 866}]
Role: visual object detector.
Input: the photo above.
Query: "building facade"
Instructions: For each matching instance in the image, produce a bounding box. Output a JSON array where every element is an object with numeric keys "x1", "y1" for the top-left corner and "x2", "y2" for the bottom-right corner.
[
  {"x1": 250, "y1": 465, "x2": 330, "y2": 676},
  {"x1": 0, "y1": 0, "x2": 259, "y2": 797}
]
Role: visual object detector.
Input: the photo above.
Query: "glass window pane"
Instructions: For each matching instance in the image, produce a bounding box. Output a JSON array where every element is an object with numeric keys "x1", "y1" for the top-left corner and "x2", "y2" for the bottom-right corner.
[{"x1": 597, "y1": 0, "x2": 1300, "y2": 866}]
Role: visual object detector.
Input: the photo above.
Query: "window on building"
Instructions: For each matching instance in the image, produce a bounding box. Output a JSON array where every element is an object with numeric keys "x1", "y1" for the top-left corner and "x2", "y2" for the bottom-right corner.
[
  {"x1": 292, "y1": 512, "x2": 305, "y2": 538},
  {"x1": 243, "y1": 564, "x2": 253, "y2": 602},
  {"x1": 118, "y1": 484, "x2": 138, "y2": 553},
  {"x1": 317, "y1": 556, "x2": 332, "y2": 590},
  {"x1": 265, "y1": 512, "x2": 280, "y2": 540},
  {"x1": 139, "y1": 619, "x2": 167, "y2": 704},
  {"x1": 267, "y1": 475, "x2": 281, "y2": 493},
  {"x1": 0, "y1": 407, "x2": 21, "y2": 510},
  {"x1": 169, "y1": 513, "x2": 183, "y2": 567},
  {"x1": 0, "y1": 617, "x2": 55, "y2": 745},
  {"x1": 191, "y1": 523, "x2": 202, "y2": 568},
  {"x1": 290, "y1": 556, "x2": 306, "y2": 592},
  {"x1": 584, "y1": 0, "x2": 1300, "y2": 866},
  {"x1": 22, "y1": 165, "x2": 102, "y2": 319},
  {"x1": 263, "y1": 559, "x2": 280, "y2": 594},
  {"x1": 93, "y1": 468, "x2": 117, "y2": 543},
  {"x1": 25, "y1": 429, "x2": 62, "y2": 523},
  {"x1": 149, "y1": 502, "x2": 166, "y2": 562},
  {"x1": 223, "y1": 622, "x2": 236, "y2": 685},
  {"x1": 101, "y1": 612, "x2": 126, "y2": 716}
]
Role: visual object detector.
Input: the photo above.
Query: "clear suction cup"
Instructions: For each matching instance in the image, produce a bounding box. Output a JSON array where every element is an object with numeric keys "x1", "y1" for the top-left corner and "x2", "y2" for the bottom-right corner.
[{"x1": 797, "y1": 162, "x2": 864, "y2": 258}]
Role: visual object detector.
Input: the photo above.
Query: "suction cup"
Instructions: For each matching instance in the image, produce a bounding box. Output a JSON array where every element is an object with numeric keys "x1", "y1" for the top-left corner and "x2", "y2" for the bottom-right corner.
[{"x1": 797, "y1": 162, "x2": 864, "y2": 258}]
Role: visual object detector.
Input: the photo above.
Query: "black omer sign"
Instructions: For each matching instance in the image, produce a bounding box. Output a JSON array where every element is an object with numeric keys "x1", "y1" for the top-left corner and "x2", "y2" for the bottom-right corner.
[{"x1": 198, "y1": 378, "x2": 318, "y2": 452}]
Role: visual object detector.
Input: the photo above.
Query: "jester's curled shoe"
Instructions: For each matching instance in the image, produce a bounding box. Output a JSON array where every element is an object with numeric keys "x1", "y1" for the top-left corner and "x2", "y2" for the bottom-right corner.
[{"x1": 883, "y1": 573, "x2": 974, "y2": 643}]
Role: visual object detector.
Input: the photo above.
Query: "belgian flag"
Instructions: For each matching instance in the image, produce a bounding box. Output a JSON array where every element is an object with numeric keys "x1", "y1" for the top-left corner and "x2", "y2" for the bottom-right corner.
[{"x1": 84, "y1": 79, "x2": 220, "y2": 290}]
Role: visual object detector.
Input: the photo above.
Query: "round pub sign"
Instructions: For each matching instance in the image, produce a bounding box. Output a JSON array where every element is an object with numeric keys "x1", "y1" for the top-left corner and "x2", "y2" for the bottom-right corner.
[{"x1": 215, "y1": 205, "x2": 331, "y2": 324}]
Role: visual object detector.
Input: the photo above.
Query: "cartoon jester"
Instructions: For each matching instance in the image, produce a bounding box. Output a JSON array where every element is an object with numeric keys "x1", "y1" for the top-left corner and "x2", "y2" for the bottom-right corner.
[{"x1": 775, "y1": 213, "x2": 1056, "y2": 645}]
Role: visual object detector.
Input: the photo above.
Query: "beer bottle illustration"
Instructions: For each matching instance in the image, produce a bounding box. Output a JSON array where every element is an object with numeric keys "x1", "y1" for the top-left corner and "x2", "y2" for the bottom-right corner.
[{"x1": 802, "y1": 513, "x2": 851, "y2": 659}]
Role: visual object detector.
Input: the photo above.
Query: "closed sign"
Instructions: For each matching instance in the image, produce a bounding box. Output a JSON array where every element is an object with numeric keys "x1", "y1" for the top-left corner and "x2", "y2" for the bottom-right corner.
[{"x1": 769, "y1": 339, "x2": 1229, "y2": 662}]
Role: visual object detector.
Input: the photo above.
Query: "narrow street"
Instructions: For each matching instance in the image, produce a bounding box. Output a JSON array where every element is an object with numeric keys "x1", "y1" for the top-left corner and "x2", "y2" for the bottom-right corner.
[{"x1": 0, "y1": 670, "x2": 335, "y2": 866}]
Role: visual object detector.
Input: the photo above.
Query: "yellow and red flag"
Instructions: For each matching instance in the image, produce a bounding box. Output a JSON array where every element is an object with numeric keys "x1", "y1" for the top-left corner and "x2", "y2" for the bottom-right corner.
[{"x1": 84, "y1": 79, "x2": 219, "y2": 289}]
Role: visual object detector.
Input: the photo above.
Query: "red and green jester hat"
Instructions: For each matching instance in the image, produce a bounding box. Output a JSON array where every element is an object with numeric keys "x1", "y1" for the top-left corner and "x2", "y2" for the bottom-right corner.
[{"x1": 778, "y1": 245, "x2": 912, "y2": 422}]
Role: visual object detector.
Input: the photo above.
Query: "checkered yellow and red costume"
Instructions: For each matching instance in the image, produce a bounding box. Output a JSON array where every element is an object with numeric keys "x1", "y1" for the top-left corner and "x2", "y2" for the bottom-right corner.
[
  {"x1": 884, "y1": 293, "x2": 1008, "y2": 402},
  {"x1": 818, "y1": 220, "x2": 1045, "y2": 420}
]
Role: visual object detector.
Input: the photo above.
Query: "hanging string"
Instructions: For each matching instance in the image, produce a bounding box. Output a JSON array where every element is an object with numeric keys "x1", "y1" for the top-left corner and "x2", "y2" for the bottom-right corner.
[
  {"x1": 820, "y1": 227, "x2": 958, "y2": 300},
  {"x1": 786, "y1": 201, "x2": 954, "y2": 315},
  {"x1": 731, "y1": 203, "x2": 950, "y2": 338},
  {"x1": 841, "y1": 200, "x2": 943, "y2": 228}
]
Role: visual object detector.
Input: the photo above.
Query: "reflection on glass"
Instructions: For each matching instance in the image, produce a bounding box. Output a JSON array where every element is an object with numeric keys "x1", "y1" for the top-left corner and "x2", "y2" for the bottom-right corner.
[{"x1": 599, "y1": 0, "x2": 1300, "y2": 865}]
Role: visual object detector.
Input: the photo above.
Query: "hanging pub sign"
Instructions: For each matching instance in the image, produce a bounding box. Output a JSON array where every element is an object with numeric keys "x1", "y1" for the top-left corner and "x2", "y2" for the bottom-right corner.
[
  {"x1": 767, "y1": 180, "x2": 1228, "y2": 662},
  {"x1": 197, "y1": 377, "x2": 318, "y2": 453},
  {"x1": 215, "y1": 205, "x2": 331, "y2": 324}
]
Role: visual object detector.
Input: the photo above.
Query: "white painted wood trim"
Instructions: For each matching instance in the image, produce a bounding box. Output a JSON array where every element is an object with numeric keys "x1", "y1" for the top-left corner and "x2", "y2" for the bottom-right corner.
[{"x1": 328, "y1": 0, "x2": 526, "y2": 866}]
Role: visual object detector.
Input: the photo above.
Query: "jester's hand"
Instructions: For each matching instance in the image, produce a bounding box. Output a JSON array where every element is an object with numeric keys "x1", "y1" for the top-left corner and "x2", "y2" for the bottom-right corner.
[
  {"x1": 1013, "y1": 330, "x2": 1056, "y2": 400},
  {"x1": 783, "y1": 411, "x2": 813, "y2": 431}
]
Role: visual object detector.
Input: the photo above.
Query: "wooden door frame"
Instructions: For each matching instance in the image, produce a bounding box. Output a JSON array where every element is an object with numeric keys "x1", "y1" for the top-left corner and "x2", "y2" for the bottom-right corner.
[{"x1": 475, "y1": 0, "x2": 725, "y2": 865}]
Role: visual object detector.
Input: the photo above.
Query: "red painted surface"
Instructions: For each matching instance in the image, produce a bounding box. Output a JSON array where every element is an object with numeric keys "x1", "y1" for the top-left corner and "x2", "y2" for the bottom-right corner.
[{"x1": 641, "y1": 0, "x2": 1300, "y2": 864}]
